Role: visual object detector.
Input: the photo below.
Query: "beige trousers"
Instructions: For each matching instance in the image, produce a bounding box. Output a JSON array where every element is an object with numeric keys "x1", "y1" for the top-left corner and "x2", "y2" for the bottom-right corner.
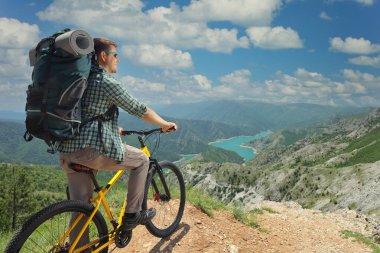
[{"x1": 59, "y1": 144, "x2": 149, "y2": 213}]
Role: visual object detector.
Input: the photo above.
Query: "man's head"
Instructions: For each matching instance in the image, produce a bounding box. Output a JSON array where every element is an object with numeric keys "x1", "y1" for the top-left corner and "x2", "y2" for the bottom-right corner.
[{"x1": 93, "y1": 38, "x2": 119, "y2": 73}]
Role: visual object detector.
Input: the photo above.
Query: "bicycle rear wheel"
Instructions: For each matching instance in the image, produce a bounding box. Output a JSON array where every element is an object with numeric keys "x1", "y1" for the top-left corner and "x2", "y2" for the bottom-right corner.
[
  {"x1": 5, "y1": 200, "x2": 109, "y2": 253},
  {"x1": 143, "y1": 161, "x2": 186, "y2": 238}
]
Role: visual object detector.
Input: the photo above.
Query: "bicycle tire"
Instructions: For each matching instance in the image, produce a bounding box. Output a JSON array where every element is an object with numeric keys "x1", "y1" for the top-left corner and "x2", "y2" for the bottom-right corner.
[
  {"x1": 5, "y1": 200, "x2": 109, "y2": 253},
  {"x1": 143, "y1": 161, "x2": 186, "y2": 238}
]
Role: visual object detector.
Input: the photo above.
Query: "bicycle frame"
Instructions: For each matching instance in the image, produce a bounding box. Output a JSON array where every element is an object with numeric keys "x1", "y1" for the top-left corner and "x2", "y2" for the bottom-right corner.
[{"x1": 63, "y1": 144, "x2": 152, "y2": 253}]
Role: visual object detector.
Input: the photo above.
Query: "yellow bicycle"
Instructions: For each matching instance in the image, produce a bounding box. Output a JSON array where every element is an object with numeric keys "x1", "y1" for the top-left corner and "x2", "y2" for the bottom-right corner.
[{"x1": 5, "y1": 128, "x2": 186, "y2": 252}]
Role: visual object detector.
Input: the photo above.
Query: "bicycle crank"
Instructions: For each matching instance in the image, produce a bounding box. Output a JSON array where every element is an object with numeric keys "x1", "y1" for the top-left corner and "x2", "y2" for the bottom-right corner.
[{"x1": 115, "y1": 228, "x2": 133, "y2": 248}]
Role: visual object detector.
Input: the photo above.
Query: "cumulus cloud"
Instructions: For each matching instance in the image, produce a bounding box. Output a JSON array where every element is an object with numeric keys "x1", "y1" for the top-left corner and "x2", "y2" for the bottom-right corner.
[
  {"x1": 119, "y1": 70, "x2": 214, "y2": 104},
  {"x1": 349, "y1": 54, "x2": 380, "y2": 68},
  {"x1": 260, "y1": 68, "x2": 377, "y2": 105},
  {"x1": 193, "y1": 75, "x2": 212, "y2": 90},
  {"x1": 329, "y1": 37, "x2": 380, "y2": 54},
  {"x1": 181, "y1": 0, "x2": 283, "y2": 26},
  {"x1": 37, "y1": 0, "x2": 251, "y2": 54},
  {"x1": 0, "y1": 18, "x2": 40, "y2": 110},
  {"x1": 122, "y1": 44, "x2": 193, "y2": 69},
  {"x1": 114, "y1": 67, "x2": 380, "y2": 107},
  {"x1": 220, "y1": 69, "x2": 252, "y2": 86},
  {"x1": 246, "y1": 26, "x2": 303, "y2": 49},
  {"x1": 341, "y1": 69, "x2": 377, "y2": 83},
  {"x1": 0, "y1": 18, "x2": 40, "y2": 48},
  {"x1": 320, "y1": 11, "x2": 332, "y2": 20},
  {"x1": 354, "y1": 0, "x2": 374, "y2": 5},
  {"x1": 326, "y1": 0, "x2": 374, "y2": 6}
]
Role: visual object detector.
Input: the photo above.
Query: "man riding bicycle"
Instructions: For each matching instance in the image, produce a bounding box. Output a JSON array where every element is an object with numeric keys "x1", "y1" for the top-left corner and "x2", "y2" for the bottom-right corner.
[{"x1": 58, "y1": 37, "x2": 177, "y2": 231}]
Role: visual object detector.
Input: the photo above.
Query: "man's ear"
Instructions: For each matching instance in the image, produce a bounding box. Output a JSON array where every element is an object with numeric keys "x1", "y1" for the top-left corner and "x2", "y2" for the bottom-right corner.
[{"x1": 98, "y1": 51, "x2": 106, "y2": 63}]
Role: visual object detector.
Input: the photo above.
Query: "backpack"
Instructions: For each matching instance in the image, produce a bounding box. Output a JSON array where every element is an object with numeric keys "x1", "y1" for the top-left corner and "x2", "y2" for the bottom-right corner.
[{"x1": 24, "y1": 29, "x2": 103, "y2": 152}]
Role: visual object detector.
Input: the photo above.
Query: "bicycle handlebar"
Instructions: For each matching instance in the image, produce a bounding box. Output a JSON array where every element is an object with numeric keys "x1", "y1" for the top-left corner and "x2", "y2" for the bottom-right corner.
[
  {"x1": 121, "y1": 128, "x2": 163, "y2": 136},
  {"x1": 121, "y1": 126, "x2": 177, "y2": 135}
]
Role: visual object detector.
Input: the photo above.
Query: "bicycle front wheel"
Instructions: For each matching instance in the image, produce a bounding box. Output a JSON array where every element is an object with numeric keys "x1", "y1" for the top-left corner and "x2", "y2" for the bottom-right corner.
[
  {"x1": 143, "y1": 161, "x2": 186, "y2": 238},
  {"x1": 5, "y1": 200, "x2": 109, "y2": 253}
]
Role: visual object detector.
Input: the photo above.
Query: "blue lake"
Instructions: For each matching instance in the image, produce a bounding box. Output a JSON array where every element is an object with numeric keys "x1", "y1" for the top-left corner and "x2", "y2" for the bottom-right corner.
[{"x1": 209, "y1": 131, "x2": 271, "y2": 161}]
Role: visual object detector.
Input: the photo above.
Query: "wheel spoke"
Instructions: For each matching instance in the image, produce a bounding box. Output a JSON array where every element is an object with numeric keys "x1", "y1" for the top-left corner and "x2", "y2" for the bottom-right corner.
[
  {"x1": 6, "y1": 201, "x2": 109, "y2": 253},
  {"x1": 144, "y1": 162, "x2": 185, "y2": 237}
]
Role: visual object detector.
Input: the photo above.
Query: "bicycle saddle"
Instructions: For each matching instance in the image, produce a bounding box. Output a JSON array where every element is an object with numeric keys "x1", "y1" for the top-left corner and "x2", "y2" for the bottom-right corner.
[{"x1": 68, "y1": 163, "x2": 93, "y2": 173}]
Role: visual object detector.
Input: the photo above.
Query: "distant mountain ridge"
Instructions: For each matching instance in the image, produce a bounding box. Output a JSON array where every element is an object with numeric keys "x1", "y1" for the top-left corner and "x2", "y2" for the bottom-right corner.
[
  {"x1": 156, "y1": 100, "x2": 371, "y2": 130},
  {"x1": 0, "y1": 114, "x2": 252, "y2": 165},
  {"x1": 0, "y1": 101, "x2": 371, "y2": 165}
]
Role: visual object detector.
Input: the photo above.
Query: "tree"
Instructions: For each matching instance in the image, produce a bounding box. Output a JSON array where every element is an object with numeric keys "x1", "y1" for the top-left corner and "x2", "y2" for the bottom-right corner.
[{"x1": 0, "y1": 164, "x2": 37, "y2": 231}]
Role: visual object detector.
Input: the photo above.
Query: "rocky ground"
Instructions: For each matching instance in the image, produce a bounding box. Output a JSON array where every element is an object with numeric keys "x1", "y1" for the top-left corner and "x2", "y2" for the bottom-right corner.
[{"x1": 113, "y1": 201, "x2": 376, "y2": 253}]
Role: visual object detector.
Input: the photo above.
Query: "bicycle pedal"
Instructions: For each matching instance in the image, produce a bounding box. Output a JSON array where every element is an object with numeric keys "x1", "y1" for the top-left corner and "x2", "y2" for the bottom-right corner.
[{"x1": 115, "y1": 228, "x2": 132, "y2": 248}]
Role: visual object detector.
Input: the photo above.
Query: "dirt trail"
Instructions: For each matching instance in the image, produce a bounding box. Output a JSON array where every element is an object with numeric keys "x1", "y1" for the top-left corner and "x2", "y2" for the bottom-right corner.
[{"x1": 113, "y1": 201, "x2": 374, "y2": 253}]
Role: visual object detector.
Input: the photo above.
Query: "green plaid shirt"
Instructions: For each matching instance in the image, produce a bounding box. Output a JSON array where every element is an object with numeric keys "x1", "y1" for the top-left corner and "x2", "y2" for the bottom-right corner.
[{"x1": 58, "y1": 65, "x2": 147, "y2": 161}]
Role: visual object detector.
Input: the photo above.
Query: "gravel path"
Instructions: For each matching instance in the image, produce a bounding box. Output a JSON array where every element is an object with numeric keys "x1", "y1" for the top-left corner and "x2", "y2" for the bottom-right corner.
[{"x1": 113, "y1": 201, "x2": 374, "y2": 253}]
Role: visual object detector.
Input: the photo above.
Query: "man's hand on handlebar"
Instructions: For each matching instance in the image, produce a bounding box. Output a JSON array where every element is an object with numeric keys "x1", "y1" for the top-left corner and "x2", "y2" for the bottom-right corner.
[{"x1": 162, "y1": 122, "x2": 177, "y2": 133}]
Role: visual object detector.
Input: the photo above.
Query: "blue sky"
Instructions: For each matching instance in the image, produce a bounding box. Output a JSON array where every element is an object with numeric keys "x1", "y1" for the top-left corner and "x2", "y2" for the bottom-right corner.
[{"x1": 0, "y1": 0, "x2": 379, "y2": 111}]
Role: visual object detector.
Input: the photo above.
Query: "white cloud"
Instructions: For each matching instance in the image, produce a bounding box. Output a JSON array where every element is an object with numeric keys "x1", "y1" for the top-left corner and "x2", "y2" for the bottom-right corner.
[
  {"x1": 246, "y1": 26, "x2": 303, "y2": 49},
  {"x1": 181, "y1": 0, "x2": 283, "y2": 26},
  {"x1": 122, "y1": 44, "x2": 193, "y2": 69},
  {"x1": 354, "y1": 0, "x2": 374, "y2": 5},
  {"x1": 0, "y1": 18, "x2": 39, "y2": 49},
  {"x1": 326, "y1": 0, "x2": 374, "y2": 6},
  {"x1": 329, "y1": 37, "x2": 380, "y2": 54},
  {"x1": 119, "y1": 70, "x2": 214, "y2": 104},
  {"x1": 220, "y1": 69, "x2": 252, "y2": 86},
  {"x1": 193, "y1": 75, "x2": 212, "y2": 90},
  {"x1": 320, "y1": 11, "x2": 332, "y2": 20},
  {"x1": 113, "y1": 67, "x2": 380, "y2": 107},
  {"x1": 0, "y1": 18, "x2": 40, "y2": 110},
  {"x1": 349, "y1": 54, "x2": 380, "y2": 68},
  {"x1": 341, "y1": 69, "x2": 377, "y2": 83},
  {"x1": 261, "y1": 68, "x2": 376, "y2": 105},
  {"x1": 37, "y1": 0, "x2": 250, "y2": 54}
]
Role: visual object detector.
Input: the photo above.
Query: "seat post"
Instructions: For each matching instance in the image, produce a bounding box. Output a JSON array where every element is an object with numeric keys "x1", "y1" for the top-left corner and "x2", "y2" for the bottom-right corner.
[{"x1": 88, "y1": 170, "x2": 102, "y2": 192}]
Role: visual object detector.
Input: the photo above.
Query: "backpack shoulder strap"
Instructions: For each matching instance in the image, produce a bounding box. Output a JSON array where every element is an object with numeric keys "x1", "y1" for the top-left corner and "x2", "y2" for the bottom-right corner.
[{"x1": 80, "y1": 105, "x2": 119, "y2": 153}]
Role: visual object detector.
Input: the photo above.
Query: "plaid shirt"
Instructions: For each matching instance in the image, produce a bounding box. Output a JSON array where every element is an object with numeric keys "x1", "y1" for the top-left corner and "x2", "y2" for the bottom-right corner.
[{"x1": 58, "y1": 65, "x2": 147, "y2": 161}]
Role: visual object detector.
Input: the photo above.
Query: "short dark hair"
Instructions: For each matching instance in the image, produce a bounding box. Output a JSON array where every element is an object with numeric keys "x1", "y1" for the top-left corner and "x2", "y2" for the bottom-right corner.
[
  {"x1": 93, "y1": 38, "x2": 117, "y2": 56},
  {"x1": 92, "y1": 38, "x2": 117, "y2": 64}
]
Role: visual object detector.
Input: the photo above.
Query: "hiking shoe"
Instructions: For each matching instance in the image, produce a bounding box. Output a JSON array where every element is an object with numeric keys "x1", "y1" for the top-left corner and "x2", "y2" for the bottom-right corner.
[{"x1": 121, "y1": 208, "x2": 156, "y2": 230}]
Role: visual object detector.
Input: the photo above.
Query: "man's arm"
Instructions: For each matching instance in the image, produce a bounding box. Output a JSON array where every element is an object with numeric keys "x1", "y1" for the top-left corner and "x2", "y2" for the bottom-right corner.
[{"x1": 142, "y1": 107, "x2": 177, "y2": 132}]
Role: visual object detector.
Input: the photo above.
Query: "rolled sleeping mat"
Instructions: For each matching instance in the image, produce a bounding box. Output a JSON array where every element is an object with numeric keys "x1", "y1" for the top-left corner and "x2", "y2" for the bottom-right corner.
[
  {"x1": 28, "y1": 30, "x2": 94, "y2": 66},
  {"x1": 54, "y1": 30, "x2": 94, "y2": 56}
]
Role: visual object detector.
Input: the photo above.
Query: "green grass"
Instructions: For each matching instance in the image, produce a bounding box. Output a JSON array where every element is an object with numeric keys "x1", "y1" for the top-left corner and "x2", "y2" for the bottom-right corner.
[
  {"x1": 261, "y1": 206, "x2": 278, "y2": 214},
  {"x1": 186, "y1": 186, "x2": 262, "y2": 229},
  {"x1": 0, "y1": 232, "x2": 12, "y2": 251},
  {"x1": 338, "y1": 127, "x2": 380, "y2": 167},
  {"x1": 233, "y1": 208, "x2": 260, "y2": 229},
  {"x1": 186, "y1": 186, "x2": 227, "y2": 217},
  {"x1": 341, "y1": 230, "x2": 380, "y2": 253}
]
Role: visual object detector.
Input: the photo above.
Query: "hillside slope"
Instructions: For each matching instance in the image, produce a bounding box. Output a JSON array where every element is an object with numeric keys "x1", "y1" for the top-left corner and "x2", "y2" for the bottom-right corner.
[
  {"x1": 181, "y1": 108, "x2": 380, "y2": 219},
  {"x1": 114, "y1": 202, "x2": 374, "y2": 253}
]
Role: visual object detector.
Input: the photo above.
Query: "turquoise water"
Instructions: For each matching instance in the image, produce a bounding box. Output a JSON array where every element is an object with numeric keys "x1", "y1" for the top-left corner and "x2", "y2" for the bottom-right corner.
[
  {"x1": 209, "y1": 131, "x2": 271, "y2": 161},
  {"x1": 181, "y1": 154, "x2": 197, "y2": 160},
  {"x1": 174, "y1": 154, "x2": 197, "y2": 164}
]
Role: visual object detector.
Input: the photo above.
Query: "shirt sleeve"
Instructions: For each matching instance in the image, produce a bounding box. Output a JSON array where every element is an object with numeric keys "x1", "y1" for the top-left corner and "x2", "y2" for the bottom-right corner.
[{"x1": 102, "y1": 74, "x2": 147, "y2": 118}]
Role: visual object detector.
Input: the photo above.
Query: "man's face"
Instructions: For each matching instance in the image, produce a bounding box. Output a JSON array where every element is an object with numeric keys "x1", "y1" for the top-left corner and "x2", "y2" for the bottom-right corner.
[{"x1": 102, "y1": 45, "x2": 119, "y2": 73}]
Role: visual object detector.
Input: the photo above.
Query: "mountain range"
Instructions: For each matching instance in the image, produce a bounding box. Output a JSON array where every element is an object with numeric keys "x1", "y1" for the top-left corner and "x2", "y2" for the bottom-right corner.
[{"x1": 0, "y1": 101, "x2": 371, "y2": 165}]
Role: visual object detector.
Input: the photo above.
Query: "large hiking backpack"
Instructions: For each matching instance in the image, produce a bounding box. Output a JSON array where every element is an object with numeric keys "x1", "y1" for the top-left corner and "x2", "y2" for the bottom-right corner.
[{"x1": 24, "y1": 29, "x2": 94, "y2": 151}]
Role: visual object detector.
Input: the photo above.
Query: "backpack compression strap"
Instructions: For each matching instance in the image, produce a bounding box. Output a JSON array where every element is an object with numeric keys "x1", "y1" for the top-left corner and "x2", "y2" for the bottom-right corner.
[{"x1": 80, "y1": 105, "x2": 119, "y2": 153}]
